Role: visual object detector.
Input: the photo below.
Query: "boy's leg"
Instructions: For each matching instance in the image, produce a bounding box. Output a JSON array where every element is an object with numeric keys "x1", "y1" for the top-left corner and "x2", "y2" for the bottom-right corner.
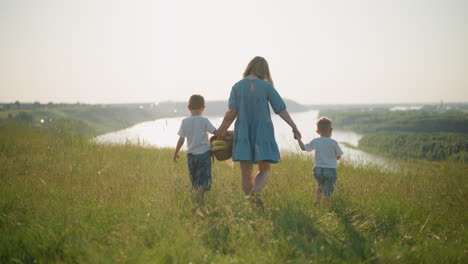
[
  {"x1": 240, "y1": 161, "x2": 254, "y2": 195},
  {"x1": 187, "y1": 153, "x2": 197, "y2": 189},
  {"x1": 313, "y1": 167, "x2": 325, "y2": 205},
  {"x1": 189, "y1": 151, "x2": 212, "y2": 203},
  {"x1": 322, "y1": 168, "x2": 337, "y2": 206},
  {"x1": 195, "y1": 187, "x2": 207, "y2": 203},
  {"x1": 197, "y1": 151, "x2": 212, "y2": 201},
  {"x1": 315, "y1": 186, "x2": 323, "y2": 205},
  {"x1": 253, "y1": 161, "x2": 271, "y2": 194}
]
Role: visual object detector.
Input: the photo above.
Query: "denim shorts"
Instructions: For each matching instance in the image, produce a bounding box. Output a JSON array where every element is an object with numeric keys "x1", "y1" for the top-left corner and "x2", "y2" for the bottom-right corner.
[
  {"x1": 313, "y1": 167, "x2": 337, "y2": 197},
  {"x1": 187, "y1": 150, "x2": 212, "y2": 190}
]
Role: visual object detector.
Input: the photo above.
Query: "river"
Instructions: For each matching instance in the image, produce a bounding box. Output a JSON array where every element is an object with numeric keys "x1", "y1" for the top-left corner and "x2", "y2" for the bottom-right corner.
[{"x1": 95, "y1": 110, "x2": 388, "y2": 167}]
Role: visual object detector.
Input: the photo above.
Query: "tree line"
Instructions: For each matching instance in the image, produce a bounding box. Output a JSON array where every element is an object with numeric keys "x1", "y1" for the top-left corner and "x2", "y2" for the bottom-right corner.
[{"x1": 320, "y1": 106, "x2": 468, "y2": 160}]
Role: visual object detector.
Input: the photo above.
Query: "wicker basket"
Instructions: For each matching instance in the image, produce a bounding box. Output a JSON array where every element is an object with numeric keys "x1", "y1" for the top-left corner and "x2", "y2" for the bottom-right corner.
[{"x1": 210, "y1": 131, "x2": 233, "y2": 161}]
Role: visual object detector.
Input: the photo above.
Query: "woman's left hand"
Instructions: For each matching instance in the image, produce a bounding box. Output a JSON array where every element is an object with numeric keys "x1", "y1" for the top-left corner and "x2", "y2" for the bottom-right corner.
[{"x1": 293, "y1": 127, "x2": 302, "y2": 140}]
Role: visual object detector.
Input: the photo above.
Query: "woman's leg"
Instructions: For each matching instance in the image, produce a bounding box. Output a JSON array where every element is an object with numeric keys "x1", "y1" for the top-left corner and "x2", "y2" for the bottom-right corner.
[
  {"x1": 240, "y1": 161, "x2": 254, "y2": 195},
  {"x1": 253, "y1": 161, "x2": 271, "y2": 193}
]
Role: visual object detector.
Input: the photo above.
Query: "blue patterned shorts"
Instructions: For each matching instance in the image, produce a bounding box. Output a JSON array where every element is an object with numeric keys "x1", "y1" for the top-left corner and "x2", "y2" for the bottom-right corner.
[
  {"x1": 187, "y1": 151, "x2": 212, "y2": 190},
  {"x1": 313, "y1": 167, "x2": 337, "y2": 197}
]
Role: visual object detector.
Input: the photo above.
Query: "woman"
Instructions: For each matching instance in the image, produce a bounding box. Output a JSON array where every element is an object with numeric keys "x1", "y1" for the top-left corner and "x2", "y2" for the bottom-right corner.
[{"x1": 215, "y1": 56, "x2": 301, "y2": 205}]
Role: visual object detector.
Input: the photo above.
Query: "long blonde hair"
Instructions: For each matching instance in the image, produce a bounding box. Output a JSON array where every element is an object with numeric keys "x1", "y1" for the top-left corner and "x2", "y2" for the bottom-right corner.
[{"x1": 243, "y1": 56, "x2": 274, "y2": 86}]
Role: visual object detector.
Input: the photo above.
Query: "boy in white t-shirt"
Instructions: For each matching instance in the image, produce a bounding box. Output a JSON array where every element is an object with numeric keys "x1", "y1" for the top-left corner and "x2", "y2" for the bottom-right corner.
[
  {"x1": 173, "y1": 94, "x2": 217, "y2": 203},
  {"x1": 297, "y1": 117, "x2": 343, "y2": 206}
]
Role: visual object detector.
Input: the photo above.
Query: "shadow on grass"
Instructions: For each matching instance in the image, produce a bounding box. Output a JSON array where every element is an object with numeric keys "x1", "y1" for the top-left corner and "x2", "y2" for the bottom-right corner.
[
  {"x1": 194, "y1": 196, "x2": 384, "y2": 262},
  {"x1": 269, "y1": 205, "x2": 344, "y2": 262},
  {"x1": 331, "y1": 199, "x2": 377, "y2": 263},
  {"x1": 268, "y1": 199, "x2": 380, "y2": 263}
]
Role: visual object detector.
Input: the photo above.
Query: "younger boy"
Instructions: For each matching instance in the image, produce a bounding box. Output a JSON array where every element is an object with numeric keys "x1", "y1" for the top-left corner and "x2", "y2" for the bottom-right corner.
[
  {"x1": 297, "y1": 117, "x2": 343, "y2": 206},
  {"x1": 173, "y1": 94, "x2": 217, "y2": 203}
]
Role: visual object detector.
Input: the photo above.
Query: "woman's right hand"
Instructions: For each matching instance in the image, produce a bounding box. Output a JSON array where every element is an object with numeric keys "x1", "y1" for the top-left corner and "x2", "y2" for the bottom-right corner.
[
  {"x1": 216, "y1": 109, "x2": 238, "y2": 139},
  {"x1": 214, "y1": 129, "x2": 225, "y2": 140}
]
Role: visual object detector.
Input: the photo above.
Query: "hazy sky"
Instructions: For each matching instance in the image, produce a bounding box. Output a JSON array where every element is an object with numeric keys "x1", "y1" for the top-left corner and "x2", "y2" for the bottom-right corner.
[{"x1": 1, "y1": 0, "x2": 467, "y2": 105}]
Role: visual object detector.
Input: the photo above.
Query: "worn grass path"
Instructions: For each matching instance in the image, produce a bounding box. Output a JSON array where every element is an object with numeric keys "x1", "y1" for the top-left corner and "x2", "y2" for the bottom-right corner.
[{"x1": 0, "y1": 127, "x2": 466, "y2": 263}]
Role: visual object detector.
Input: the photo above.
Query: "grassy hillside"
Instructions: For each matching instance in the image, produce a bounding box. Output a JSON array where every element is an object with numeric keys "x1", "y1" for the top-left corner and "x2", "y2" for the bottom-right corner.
[
  {"x1": 0, "y1": 104, "x2": 177, "y2": 136},
  {"x1": 0, "y1": 125, "x2": 466, "y2": 263}
]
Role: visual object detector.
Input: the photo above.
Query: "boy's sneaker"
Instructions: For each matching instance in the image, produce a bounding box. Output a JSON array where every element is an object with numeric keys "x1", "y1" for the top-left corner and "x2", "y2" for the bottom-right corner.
[{"x1": 194, "y1": 192, "x2": 204, "y2": 205}]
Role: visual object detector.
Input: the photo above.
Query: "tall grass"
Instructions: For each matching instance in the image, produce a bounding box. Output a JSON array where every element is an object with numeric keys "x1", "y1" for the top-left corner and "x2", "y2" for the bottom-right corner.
[{"x1": 0, "y1": 126, "x2": 466, "y2": 263}]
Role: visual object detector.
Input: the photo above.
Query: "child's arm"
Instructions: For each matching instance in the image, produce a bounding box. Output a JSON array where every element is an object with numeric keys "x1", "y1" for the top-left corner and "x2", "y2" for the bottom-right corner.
[
  {"x1": 297, "y1": 138, "x2": 306, "y2": 151},
  {"x1": 335, "y1": 142, "x2": 343, "y2": 160},
  {"x1": 173, "y1": 137, "x2": 185, "y2": 163},
  {"x1": 206, "y1": 119, "x2": 217, "y2": 135}
]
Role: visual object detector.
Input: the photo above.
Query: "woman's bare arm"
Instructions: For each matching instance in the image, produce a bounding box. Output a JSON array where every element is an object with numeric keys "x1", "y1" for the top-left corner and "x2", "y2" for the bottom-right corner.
[
  {"x1": 278, "y1": 109, "x2": 301, "y2": 139},
  {"x1": 214, "y1": 109, "x2": 238, "y2": 139}
]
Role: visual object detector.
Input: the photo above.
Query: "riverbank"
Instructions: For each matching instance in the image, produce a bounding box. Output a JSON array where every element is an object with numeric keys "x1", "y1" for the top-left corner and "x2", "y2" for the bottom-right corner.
[{"x1": 95, "y1": 110, "x2": 389, "y2": 167}]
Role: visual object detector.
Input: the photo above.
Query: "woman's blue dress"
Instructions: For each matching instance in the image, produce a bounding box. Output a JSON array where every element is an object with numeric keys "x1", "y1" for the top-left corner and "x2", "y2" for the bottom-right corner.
[{"x1": 228, "y1": 78, "x2": 286, "y2": 164}]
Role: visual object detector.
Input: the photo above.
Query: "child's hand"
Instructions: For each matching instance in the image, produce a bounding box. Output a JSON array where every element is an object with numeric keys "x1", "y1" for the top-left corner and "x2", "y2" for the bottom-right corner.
[
  {"x1": 173, "y1": 152, "x2": 179, "y2": 163},
  {"x1": 297, "y1": 138, "x2": 306, "y2": 151},
  {"x1": 174, "y1": 137, "x2": 185, "y2": 163}
]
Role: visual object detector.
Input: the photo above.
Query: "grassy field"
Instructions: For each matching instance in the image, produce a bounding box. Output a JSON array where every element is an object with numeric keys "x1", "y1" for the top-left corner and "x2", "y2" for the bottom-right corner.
[{"x1": 0, "y1": 125, "x2": 467, "y2": 263}]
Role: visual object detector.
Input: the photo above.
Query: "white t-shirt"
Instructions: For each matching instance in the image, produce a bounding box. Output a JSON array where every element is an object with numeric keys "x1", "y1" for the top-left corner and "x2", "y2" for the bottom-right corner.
[
  {"x1": 304, "y1": 137, "x2": 343, "y2": 168},
  {"x1": 177, "y1": 115, "x2": 216, "y2": 155}
]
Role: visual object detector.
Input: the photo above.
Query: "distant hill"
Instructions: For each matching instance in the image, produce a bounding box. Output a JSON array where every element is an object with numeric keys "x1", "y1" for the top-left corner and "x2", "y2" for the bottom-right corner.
[
  {"x1": 156, "y1": 99, "x2": 309, "y2": 116},
  {"x1": 0, "y1": 99, "x2": 310, "y2": 136}
]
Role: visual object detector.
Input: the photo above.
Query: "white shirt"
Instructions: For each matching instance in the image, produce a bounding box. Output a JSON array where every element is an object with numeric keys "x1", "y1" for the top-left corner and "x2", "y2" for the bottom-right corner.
[
  {"x1": 177, "y1": 115, "x2": 216, "y2": 155},
  {"x1": 304, "y1": 136, "x2": 343, "y2": 168}
]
